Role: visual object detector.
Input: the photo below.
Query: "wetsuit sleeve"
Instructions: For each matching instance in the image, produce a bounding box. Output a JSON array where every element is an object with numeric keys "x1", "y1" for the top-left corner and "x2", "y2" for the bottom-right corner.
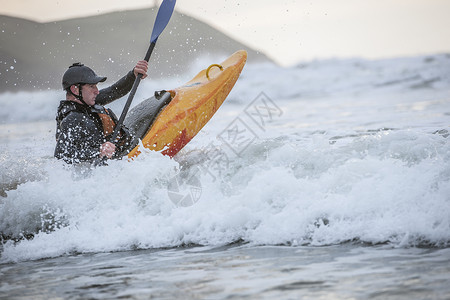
[
  {"x1": 95, "y1": 70, "x2": 136, "y2": 106},
  {"x1": 54, "y1": 112, "x2": 103, "y2": 164}
]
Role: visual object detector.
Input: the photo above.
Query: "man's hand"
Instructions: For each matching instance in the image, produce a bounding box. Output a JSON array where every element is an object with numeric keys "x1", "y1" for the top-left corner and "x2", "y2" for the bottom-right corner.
[
  {"x1": 133, "y1": 60, "x2": 149, "y2": 79},
  {"x1": 100, "y1": 142, "x2": 116, "y2": 159}
]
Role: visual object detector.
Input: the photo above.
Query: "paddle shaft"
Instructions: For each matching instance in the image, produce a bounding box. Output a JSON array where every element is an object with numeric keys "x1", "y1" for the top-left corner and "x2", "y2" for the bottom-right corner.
[
  {"x1": 109, "y1": 0, "x2": 176, "y2": 143},
  {"x1": 109, "y1": 42, "x2": 156, "y2": 143}
]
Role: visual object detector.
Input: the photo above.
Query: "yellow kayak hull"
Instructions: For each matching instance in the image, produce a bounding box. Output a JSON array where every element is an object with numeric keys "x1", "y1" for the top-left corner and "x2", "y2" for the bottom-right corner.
[{"x1": 128, "y1": 50, "x2": 247, "y2": 158}]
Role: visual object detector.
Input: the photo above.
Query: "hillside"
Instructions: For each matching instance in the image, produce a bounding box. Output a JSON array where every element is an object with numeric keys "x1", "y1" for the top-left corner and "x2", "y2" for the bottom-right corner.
[{"x1": 0, "y1": 7, "x2": 273, "y2": 92}]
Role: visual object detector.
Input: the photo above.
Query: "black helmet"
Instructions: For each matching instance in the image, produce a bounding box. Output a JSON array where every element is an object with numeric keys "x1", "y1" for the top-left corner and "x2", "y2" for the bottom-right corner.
[{"x1": 62, "y1": 62, "x2": 107, "y2": 90}]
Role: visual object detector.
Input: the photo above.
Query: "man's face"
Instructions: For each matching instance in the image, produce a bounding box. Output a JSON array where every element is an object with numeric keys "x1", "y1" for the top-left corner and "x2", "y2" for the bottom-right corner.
[{"x1": 81, "y1": 84, "x2": 99, "y2": 106}]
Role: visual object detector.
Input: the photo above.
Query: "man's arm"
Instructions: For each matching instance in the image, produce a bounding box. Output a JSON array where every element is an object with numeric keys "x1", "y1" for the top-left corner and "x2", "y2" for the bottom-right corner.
[
  {"x1": 95, "y1": 61, "x2": 149, "y2": 106},
  {"x1": 95, "y1": 71, "x2": 135, "y2": 106}
]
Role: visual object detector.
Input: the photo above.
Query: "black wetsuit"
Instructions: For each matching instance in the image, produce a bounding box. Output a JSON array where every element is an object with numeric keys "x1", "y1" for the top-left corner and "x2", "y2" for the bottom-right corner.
[{"x1": 54, "y1": 71, "x2": 135, "y2": 164}]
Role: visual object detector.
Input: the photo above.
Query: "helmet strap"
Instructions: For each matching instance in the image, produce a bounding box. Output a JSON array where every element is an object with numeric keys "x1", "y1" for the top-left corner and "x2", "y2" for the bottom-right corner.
[{"x1": 69, "y1": 84, "x2": 88, "y2": 106}]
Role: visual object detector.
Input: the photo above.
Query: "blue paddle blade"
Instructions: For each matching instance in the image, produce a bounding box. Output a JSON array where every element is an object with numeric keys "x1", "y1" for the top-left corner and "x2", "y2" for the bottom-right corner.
[{"x1": 150, "y1": 0, "x2": 176, "y2": 43}]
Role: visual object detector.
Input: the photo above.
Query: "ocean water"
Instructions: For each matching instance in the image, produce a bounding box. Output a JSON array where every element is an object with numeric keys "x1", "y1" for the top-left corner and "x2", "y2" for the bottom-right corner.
[{"x1": 1, "y1": 53, "x2": 450, "y2": 299}]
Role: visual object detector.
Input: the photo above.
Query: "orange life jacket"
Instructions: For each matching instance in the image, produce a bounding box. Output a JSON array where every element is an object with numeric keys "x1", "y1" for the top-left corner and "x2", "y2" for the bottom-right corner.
[{"x1": 97, "y1": 112, "x2": 116, "y2": 137}]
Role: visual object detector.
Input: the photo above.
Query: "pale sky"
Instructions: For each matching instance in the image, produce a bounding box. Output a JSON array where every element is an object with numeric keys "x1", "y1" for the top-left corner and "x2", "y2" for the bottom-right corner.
[{"x1": 1, "y1": 0, "x2": 450, "y2": 66}]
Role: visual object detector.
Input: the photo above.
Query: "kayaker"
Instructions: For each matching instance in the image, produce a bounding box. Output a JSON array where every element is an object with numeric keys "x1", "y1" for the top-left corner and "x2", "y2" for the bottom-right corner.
[{"x1": 54, "y1": 61, "x2": 148, "y2": 164}]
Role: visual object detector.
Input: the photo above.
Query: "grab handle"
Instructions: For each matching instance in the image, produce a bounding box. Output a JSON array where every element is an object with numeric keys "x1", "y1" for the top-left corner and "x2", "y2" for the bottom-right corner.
[{"x1": 206, "y1": 64, "x2": 223, "y2": 80}]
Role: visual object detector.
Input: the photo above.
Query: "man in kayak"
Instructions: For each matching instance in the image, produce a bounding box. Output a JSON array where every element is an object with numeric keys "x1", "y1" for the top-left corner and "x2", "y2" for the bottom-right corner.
[{"x1": 54, "y1": 61, "x2": 148, "y2": 164}]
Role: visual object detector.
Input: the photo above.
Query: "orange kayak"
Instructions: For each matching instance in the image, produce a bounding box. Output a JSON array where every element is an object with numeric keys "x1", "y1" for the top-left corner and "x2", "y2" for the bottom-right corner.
[{"x1": 127, "y1": 50, "x2": 247, "y2": 158}]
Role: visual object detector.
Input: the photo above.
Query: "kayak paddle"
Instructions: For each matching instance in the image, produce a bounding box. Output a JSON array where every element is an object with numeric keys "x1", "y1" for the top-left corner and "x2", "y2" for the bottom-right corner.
[{"x1": 109, "y1": 0, "x2": 176, "y2": 143}]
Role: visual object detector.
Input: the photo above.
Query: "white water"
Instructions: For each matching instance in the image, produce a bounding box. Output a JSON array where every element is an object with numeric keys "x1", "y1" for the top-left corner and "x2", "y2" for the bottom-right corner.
[{"x1": 1, "y1": 54, "x2": 450, "y2": 264}]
